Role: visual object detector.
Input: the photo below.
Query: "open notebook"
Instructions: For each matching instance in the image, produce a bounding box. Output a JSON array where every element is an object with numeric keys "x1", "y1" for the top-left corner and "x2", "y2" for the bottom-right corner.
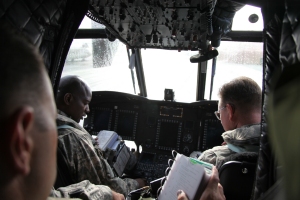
[
  {"x1": 97, "y1": 130, "x2": 119, "y2": 151},
  {"x1": 158, "y1": 152, "x2": 213, "y2": 200}
]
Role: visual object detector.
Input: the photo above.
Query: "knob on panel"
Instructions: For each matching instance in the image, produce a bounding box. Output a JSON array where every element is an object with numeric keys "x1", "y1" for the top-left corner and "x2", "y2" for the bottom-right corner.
[{"x1": 183, "y1": 146, "x2": 190, "y2": 154}]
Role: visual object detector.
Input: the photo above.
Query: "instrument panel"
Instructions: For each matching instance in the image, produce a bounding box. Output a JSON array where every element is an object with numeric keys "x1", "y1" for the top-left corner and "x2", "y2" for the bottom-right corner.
[{"x1": 84, "y1": 91, "x2": 224, "y2": 181}]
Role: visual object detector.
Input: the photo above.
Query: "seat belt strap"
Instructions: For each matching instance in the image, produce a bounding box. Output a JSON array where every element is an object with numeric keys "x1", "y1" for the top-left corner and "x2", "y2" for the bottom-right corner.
[
  {"x1": 57, "y1": 124, "x2": 73, "y2": 130},
  {"x1": 227, "y1": 143, "x2": 247, "y2": 153}
]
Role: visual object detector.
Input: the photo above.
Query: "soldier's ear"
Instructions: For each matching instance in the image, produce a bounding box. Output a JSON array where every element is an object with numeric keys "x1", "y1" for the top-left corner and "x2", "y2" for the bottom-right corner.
[
  {"x1": 227, "y1": 104, "x2": 235, "y2": 121},
  {"x1": 64, "y1": 93, "x2": 73, "y2": 105},
  {"x1": 7, "y1": 106, "x2": 34, "y2": 176}
]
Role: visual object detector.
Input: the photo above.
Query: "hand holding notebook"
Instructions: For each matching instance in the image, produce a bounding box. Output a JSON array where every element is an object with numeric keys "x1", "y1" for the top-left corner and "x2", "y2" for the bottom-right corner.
[
  {"x1": 158, "y1": 151, "x2": 213, "y2": 200},
  {"x1": 176, "y1": 167, "x2": 226, "y2": 200}
]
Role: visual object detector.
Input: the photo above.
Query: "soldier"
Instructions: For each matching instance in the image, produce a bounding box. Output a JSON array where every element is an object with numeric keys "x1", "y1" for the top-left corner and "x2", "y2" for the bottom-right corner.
[
  {"x1": 198, "y1": 77, "x2": 262, "y2": 166},
  {"x1": 0, "y1": 22, "x2": 124, "y2": 200},
  {"x1": 55, "y1": 75, "x2": 146, "y2": 196}
]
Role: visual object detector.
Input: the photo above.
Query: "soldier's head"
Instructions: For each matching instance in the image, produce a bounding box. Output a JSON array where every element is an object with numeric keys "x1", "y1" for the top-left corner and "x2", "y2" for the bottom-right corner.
[
  {"x1": 56, "y1": 75, "x2": 92, "y2": 123},
  {"x1": 215, "y1": 76, "x2": 262, "y2": 131},
  {"x1": 0, "y1": 22, "x2": 57, "y2": 200}
]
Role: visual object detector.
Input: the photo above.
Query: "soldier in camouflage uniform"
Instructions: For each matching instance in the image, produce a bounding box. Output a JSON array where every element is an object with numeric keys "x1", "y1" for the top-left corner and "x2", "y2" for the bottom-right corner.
[
  {"x1": 198, "y1": 77, "x2": 262, "y2": 166},
  {"x1": 55, "y1": 76, "x2": 145, "y2": 197}
]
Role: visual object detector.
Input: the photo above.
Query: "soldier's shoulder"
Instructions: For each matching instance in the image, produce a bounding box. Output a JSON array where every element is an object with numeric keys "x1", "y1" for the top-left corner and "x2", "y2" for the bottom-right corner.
[{"x1": 47, "y1": 197, "x2": 81, "y2": 200}]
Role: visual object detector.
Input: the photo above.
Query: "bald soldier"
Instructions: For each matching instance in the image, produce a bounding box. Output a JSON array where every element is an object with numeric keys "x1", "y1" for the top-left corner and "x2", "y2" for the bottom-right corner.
[
  {"x1": 0, "y1": 22, "x2": 125, "y2": 200},
  {"x1": 55, "y1": 75, "x2": 146, "y2": 196}
]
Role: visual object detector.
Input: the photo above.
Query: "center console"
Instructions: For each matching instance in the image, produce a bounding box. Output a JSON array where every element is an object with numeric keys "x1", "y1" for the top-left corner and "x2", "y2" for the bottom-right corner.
[{"x1": 84, "y1": 91, "x2": 224, "y2": 182}]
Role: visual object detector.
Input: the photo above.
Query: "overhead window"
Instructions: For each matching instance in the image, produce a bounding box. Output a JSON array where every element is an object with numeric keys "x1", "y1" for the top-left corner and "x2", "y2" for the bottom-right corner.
[
  {"x1": 78, "y1": 16, "x2": 105, "y2": 29},
  {"x1": 232, "y1": 5, "x2": 263, "y2": 31}
]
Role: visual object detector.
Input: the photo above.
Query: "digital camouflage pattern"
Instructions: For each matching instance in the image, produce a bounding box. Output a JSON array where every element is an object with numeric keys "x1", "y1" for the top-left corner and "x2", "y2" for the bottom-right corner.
[
  {"x1": 49, "y1": 180, "x2": 111, "y2": 200},
  {"x1": 47, "y1": 198, "x2": 77, "y2": 200},
  {"x1": 198, "y1": 124, "x2": 261, "y2": 166},
  {"x1": 56, "y1": 111, "x2": 139, "y2": 196}
]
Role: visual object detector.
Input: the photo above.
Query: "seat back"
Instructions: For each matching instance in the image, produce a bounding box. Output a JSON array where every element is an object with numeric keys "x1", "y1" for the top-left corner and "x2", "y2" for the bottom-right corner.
[{"x1": 219, "y1": 161, "x2": 256, "y2": 200}]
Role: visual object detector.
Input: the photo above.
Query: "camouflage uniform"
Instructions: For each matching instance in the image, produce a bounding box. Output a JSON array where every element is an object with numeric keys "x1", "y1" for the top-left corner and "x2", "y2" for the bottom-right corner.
[
  {"x1": 198, "y1": 124, "x2": 261, "y2": 166},
  {"x1": 49, "y1": 180, "x2": 112, "y2": 200},
  {"x1": 56, "y1": 111, "x2": 139, "y2": 196}
]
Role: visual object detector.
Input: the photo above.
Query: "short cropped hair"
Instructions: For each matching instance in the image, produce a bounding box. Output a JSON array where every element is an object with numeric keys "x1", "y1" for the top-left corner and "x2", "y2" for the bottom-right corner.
[
  {"x1": 218, "y1": 77, "x2": 262, "y2": 113},
  {"x1": 0, "y1": 22, "x2": 48, "y2": 130},
  {"x1": 56, "y1": 75, "x2": 88, "y2": 104}
]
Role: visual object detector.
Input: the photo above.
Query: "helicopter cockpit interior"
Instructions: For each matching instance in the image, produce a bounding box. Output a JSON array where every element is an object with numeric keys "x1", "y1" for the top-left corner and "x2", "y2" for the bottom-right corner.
[
  {"x1": 58, "y1": 1, "x2": 263, "y2": 182},
  {"x1": 63, "y1": 0, "x2": 263, "y2": 183},
  {"x1": 1, "y1": 0, "x2": 297, "y2": 199}
]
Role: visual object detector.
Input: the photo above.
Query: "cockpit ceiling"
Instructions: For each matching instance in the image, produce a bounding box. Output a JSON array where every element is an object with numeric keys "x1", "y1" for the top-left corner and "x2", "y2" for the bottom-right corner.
[{"x1": 88, "y1": 0, "x2": 245, "y2": 51}]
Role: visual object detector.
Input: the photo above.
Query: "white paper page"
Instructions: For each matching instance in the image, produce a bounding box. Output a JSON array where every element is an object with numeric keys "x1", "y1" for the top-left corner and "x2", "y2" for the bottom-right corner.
[
  {"x1": 97, "y1": 130, "x2": 115, "y2": 151},
  {"x1": 158, "y1": 153, "x2": 205, "y2": 200}
]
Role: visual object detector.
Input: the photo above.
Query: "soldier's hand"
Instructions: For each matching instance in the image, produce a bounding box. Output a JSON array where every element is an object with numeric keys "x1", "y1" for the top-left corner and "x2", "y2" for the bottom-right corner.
[
  {"x1": 199, "y1": 166, "x2": 225, "y2": 200},
  {"x1": 135, "y1": 178, "x2": 147, "y2": 188},
  {"x1": 112, "y1": 190, "x2": 125, "y2": 200},
  {"x1": 177, "y1": 167, "x2": 225, "y2": 200},
  {"x1": 177, "y1": 190, "x2": 188, "y2": 200}
]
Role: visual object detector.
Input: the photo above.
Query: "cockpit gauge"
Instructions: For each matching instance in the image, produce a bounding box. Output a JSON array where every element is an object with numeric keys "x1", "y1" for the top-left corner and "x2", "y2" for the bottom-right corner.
[{"x1": 183, "y1": 133, "x2": 193, "y2": 143}]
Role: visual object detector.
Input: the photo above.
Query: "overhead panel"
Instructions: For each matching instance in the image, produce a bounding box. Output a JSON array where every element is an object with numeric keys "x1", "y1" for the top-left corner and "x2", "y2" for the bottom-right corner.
[{"x1": 88, "y1": 0, "x2": 220, "y2": 51}]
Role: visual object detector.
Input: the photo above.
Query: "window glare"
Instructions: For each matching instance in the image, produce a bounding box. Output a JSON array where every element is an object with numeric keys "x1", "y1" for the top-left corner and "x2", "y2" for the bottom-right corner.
[
  {"x1": 63, "y1": 39, "x2": 139, "y2": 95},
  {"x1": 205, "y1": 41, "x2": 263, "y2": 100},
  {"x1": 142, "y1": 49, "x2": 198, "y2": 102},
  {"x1": 79, "y1": 16, "x2": 105, "y2": 29},
  {"x1": 232, "y1": 5, "x2": 263, "y2": 31}
]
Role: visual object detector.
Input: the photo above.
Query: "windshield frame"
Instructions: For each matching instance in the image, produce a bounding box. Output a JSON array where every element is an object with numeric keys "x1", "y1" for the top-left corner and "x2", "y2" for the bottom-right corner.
[{"x1": 69, "y1": 5, "x2": 263, "y2": 102}]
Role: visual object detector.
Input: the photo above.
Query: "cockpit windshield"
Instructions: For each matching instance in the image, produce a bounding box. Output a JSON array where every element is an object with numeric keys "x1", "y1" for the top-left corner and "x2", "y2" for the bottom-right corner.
[
  {"x1": 63, "y1": 39, "x2": 140, "y2": 95},
  {"x1": 142, "y1": 49, "x2": 198, "y2": 102}
]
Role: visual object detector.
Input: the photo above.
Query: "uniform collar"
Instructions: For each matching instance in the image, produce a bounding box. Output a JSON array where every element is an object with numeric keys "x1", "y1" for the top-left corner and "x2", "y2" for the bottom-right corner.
[{"x1": 57, "y1": 109, "x2": 69, "y2": 118}]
